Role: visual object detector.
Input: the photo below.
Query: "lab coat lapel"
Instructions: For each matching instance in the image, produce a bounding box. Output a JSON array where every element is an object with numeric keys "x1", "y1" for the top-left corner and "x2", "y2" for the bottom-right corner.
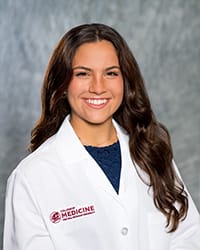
[
  {"x1": 84, "y1": 120, "x2": 132, "y2": 201},
  {"x1": 55, "y1": 116, "x2": 88, "y2": 165},
  {"x1": 114, "y1": 120, "x2": 142, "y2": 249},
  {"x1": 55, "y1": 116, "x2": 136, "y2": 203},
  {"x1": 55, "y1": 116, "x2": 120, "y2": 199},
  {"x1": 85, "y1": 156, "x2": 119, "y2": 198}
]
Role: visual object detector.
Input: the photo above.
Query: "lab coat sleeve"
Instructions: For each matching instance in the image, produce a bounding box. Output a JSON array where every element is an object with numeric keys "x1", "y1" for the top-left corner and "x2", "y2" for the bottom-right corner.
[
  {"x1": 3, "y1": 169, "x2": 55, "y2": 250},
  {"x1": 169, "y1": 161, "x2": 200, "y2": 249}
]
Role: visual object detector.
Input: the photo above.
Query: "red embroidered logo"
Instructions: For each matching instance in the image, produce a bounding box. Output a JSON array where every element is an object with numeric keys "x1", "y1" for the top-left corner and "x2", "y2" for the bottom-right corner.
[
  {"x1": 50, "y1": 211, "x2": 61, "y2": 223},
  {"x1": 50, "y1": 205, "x2": 95, "y2": 224}
]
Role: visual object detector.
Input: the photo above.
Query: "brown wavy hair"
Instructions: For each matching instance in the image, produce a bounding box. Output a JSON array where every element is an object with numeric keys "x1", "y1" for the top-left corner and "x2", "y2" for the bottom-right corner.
[{"x1": 29, "y1": 23, "x2": 188, "y2": 232}]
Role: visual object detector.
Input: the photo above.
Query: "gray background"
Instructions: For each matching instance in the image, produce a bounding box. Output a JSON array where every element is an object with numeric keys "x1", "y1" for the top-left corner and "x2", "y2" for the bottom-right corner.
[{"x1": 0, "y1": 0, "x2": 200, "y2": 248}]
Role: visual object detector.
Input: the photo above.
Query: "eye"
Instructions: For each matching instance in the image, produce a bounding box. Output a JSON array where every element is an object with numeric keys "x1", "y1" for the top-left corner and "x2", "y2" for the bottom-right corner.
[
  {"x1": 73, "y1": 71, "x2": 90, "y2": 78},
  {"x1": 105, "y1": 71, "x2": 120, "y2": 78}
]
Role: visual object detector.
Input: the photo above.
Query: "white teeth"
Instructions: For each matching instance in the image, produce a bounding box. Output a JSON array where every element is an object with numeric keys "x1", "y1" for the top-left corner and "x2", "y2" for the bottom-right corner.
[{"x1": 87, "y1": 99, "x2": 107, "y2": 105}]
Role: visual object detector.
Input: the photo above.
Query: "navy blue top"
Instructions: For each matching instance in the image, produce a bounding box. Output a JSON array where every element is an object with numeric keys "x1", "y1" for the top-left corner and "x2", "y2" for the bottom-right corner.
[{"x1": 84, "y1": 141, "x2": 121, "y2": 194}]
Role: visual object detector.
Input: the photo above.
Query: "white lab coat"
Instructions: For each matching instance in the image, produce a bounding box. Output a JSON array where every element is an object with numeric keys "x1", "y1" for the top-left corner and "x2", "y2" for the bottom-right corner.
[{"x1": 3, "y1": 115, "x2": 200, "y2": 250}]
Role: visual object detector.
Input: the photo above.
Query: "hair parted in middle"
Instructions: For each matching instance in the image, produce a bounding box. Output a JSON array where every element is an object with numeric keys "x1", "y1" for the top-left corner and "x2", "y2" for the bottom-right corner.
[{"x1": 30, "y1": 23, "x2": 188, "y2": 232}]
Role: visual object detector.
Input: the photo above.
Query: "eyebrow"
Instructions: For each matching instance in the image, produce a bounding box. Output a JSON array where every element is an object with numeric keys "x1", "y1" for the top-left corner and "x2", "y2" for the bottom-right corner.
[{"x1": 72, "y1": 66, "x2": 121, "y2": 71}]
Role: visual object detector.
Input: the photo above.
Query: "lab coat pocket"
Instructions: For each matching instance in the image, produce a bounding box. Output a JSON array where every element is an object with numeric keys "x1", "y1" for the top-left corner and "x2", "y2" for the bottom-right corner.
[{"x1": 147, "y1": 212, "x2": 171, "y2": 250}]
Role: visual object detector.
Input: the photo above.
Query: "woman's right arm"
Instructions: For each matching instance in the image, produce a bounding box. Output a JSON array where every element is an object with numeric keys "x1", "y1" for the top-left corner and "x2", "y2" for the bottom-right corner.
[{"x1": 3, "y1": 169, "x2": 55, "y2": 250}]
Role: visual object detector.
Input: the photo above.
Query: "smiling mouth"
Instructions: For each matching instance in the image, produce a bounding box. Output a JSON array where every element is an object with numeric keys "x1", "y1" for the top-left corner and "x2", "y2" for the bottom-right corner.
[{"x1": 85, "y1": 99, "x2": 108, "y2": 105}]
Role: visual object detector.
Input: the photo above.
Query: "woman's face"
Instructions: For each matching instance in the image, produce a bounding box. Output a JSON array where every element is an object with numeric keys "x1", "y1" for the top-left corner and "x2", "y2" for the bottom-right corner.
[{"x1": 67, "y1": 40, "x2": 124, "y2": 127}]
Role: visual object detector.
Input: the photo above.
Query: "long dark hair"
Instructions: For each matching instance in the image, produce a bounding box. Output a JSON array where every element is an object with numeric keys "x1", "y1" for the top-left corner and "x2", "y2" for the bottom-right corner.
[{"x1": 29, "y1": 23, "x2": 188, "y2": 232}]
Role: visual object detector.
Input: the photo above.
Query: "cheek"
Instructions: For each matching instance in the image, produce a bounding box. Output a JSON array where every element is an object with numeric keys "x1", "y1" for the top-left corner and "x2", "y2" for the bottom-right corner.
[
  {"x1": 66, "y1": 81, "x2": 77, "y2": 106},
  {"x1": 67, "y1": 80, "x2": 83, "y2": 99},
  {"x1": 67, "y1": 79, "x2": 76, "y2": 93},
  {"x1": 113, "y1": 80, "x2": 124, "y2": 99}
]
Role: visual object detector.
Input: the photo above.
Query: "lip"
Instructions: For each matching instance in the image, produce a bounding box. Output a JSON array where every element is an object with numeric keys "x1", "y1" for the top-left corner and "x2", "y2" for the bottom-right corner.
[{"x1": 82, "y1": 98, "x2": 110, "y2": 109}]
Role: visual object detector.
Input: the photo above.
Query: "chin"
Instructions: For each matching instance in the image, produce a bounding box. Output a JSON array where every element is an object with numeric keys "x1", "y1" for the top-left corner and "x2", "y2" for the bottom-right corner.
[{"x1": 83, "y1": 117, "x2": 112, "y2": 126}]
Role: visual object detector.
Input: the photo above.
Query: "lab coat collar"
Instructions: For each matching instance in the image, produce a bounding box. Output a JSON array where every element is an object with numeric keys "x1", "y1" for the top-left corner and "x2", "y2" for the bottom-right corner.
[
  {"x1": 55, "y1": 115, "x2": 88, "y2": 164},
  {"x1": 54, "y1": 115, "x2": 134, "y2": 199},
  {"x1": 54, "y1": 115, "x2": 140, "y2": 203},
  {"x1": 55, "y1": 115, "x2": 129, "y2": 166}
]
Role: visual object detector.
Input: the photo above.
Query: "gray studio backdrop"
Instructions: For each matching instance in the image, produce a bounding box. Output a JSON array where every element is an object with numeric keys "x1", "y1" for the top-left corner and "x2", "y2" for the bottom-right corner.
[{"x1": 0, "y1": 0, "x2": 200, "y2": 247}]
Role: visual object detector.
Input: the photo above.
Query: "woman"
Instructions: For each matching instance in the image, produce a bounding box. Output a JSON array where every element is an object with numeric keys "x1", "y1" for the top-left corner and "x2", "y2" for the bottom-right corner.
[{"x1": 4, "y1": 23, "x2": 200, "y2": 250}]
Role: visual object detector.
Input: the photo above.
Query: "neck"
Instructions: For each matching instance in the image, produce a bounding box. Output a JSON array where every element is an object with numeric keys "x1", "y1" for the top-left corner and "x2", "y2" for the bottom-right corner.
[{"x1": 70, "y1": 118, "x2": 117, "y2": 147}]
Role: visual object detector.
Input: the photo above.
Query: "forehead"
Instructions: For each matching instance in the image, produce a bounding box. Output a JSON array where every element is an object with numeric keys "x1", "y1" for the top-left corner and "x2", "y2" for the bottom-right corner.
[{"x1": 72, "y1": 40, "x2": 119, "y2": 66}]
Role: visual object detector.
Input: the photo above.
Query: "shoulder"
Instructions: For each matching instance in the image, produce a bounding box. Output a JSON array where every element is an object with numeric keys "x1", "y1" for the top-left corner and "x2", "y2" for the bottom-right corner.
[{"x1": 8, "y1": 134, "x2": 59, "y2": 185}]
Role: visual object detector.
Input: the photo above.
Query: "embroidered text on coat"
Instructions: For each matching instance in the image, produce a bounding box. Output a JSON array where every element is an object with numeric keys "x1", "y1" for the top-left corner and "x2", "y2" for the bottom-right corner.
[{"x1": 50, "y1": 205, "x2": 95, "y2": 224}]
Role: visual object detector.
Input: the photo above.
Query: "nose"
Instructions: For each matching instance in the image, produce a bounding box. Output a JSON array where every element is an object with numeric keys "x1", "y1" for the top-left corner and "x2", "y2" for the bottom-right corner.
[{"x1": 88, "y1": 74, "x2": 106, "y2": 94}]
